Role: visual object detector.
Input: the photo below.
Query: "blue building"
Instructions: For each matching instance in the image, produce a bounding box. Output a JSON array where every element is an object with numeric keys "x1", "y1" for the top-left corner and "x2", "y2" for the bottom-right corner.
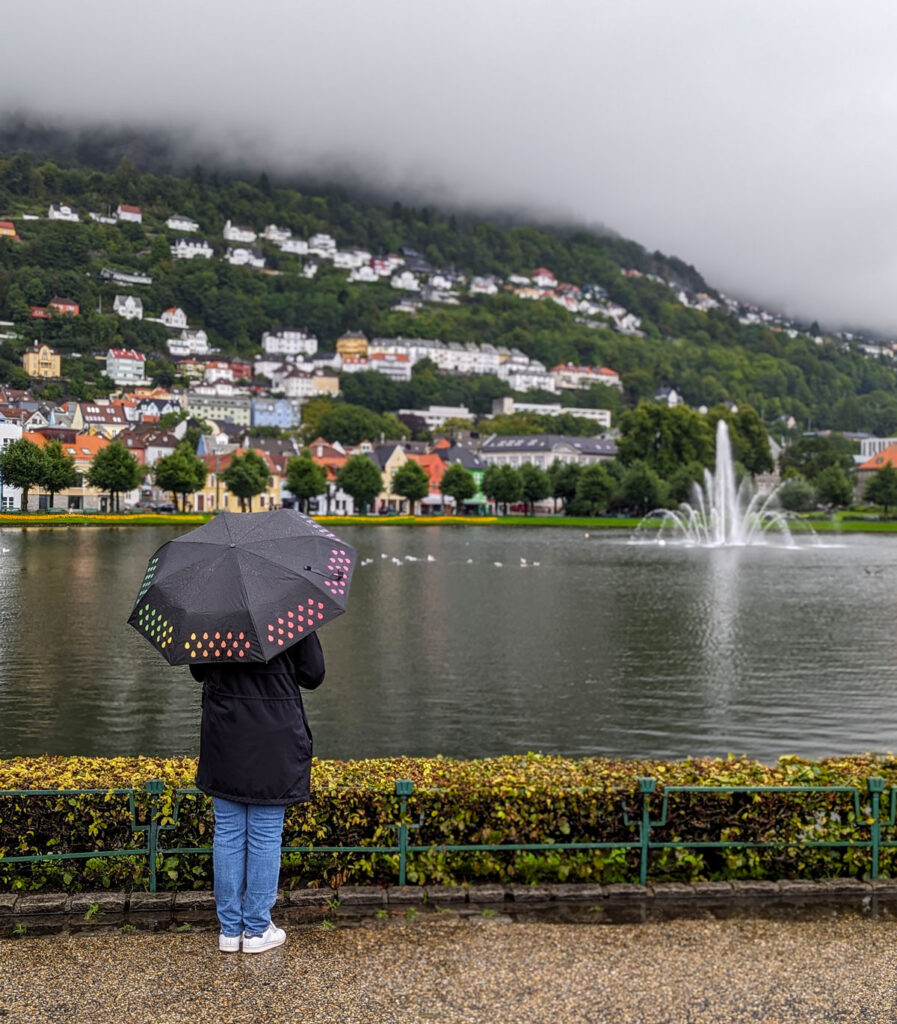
[{"x1": 251, "y1": 398, "x2": 297, "y2": 430}]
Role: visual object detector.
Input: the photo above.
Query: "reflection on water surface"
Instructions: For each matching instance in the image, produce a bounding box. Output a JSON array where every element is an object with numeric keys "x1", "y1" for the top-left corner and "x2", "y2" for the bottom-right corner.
[{"x1": 1, "y1": 526, "x2": 896, "y2": 762}]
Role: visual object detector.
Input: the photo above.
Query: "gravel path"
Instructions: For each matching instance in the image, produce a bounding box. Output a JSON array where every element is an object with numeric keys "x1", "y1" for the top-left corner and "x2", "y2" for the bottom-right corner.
[{"x1": 2, "y1": 915, "x2": 897, "y2": 1023}]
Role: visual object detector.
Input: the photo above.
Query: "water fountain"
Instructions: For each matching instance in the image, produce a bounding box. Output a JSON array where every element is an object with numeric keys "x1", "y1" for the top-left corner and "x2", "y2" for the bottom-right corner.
[{"x1": 633, "y1": 419, "x2": 799, "y2": 546}]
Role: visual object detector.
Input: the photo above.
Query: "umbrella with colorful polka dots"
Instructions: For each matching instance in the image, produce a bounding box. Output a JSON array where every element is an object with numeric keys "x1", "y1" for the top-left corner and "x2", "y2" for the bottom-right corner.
[{"x1": 127, "y1": 508, "x2": 355, "y2": 666}]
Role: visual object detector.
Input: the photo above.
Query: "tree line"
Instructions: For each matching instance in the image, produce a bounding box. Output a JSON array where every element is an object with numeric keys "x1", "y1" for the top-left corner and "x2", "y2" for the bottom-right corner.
[{"x1": 5, "y1": 401, "x2": 896, "y2": 517}]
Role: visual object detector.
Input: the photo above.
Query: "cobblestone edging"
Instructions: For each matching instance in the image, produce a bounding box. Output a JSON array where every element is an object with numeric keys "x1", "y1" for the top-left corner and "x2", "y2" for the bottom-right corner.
[{"x1": 2, "y1": 877, "x2": 897, "y2": 934}]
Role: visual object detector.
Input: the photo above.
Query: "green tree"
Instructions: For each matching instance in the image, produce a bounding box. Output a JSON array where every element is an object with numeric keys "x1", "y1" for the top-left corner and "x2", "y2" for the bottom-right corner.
[
  {"x1": 482, "y1": 464, "x2": 522, "y2": 515},
  {"x1": 548, "y1": 460, "x2": 581, "y2": 514},
  {"x1": 518, "y1": 463, "x2": 551, "y2": 515},
  {"x1": 285, "y1": 455, "x2": 327, "y2": 513},
  {"x1": 313, "y1": 403, "x2": 390, "y2": 447},
  {"x1": 38, "y1": 439, "x2": 78, "y2": 509},
  {"x1": 221, "y1": 450, "x2": 270, "y2": 512},
  {"x1": 666, "y1": 460, "x2": 706, "y2": 505},
  {"x1": 337, "y1": 454, "x2": 383, "y2": 513},
  {"x1": 391, "y1": 460, "x2": 430, "y2": 515},
  {"x1": 814, "y1": 465, "x2": 853, "y2": 509},
  {"x1": 617, "y1": 461, "x2": 667, "y2": 516},
  {"x1": 779, "y1": 436, "x2": 856, "y2": 482},
  {"x1": 86, "y1": 441, "x2": 142, "y2": 512},
  {"x1": 439, "y1": 462, "x2": 476, "y2": 514},
  {"x1": 778, "y1": 476, "x2": 817, "y2": 513},
  {"x1": 154, "y1": 442, "x2": 208, "y2": 512},
  {"x1": 617, "y1": 404, "x2": 714, "y2": 478},
  {"x1": 574, "y1": 462, "x2": 616, "y2": 515},
  {"x1": 864, "y1": 464, "x2": 897, "y2": 516},
  {"x1": 0, "y1": 438, "x2": 45, "y2": 511}
]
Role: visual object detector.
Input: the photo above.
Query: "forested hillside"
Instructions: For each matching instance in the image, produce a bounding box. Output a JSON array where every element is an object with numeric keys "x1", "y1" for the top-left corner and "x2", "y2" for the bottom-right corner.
[{"x1": 1, "y1": 152, "x2": 897, "y2": 433}]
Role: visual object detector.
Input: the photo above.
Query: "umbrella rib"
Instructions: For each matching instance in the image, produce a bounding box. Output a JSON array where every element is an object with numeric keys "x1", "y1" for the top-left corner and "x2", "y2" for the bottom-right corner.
[
  {"x1": 234, "y1": 548, "x2": 333, "y2": 659},
  {"x1": 238, "y1": 547, "x2": 337, "y2": 594},
  {"x1": 237, "y1": 551, "x2": 264, "y2": 661}
]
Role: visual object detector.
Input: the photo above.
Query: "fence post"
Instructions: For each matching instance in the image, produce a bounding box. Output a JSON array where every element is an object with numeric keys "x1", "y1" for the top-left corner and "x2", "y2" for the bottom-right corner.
[
  {"x1": 395, "y1": 779, "x2": 414, "y2": 886},
  {"x1": 637, "y1": 777, "x2": 656, "y2": 886},
  {"x1": 868, "y1": 777, "x2": 885, "y2": 879},
  {"x1": 145, "y1": 780, "x2": 165, "y2": 893}
]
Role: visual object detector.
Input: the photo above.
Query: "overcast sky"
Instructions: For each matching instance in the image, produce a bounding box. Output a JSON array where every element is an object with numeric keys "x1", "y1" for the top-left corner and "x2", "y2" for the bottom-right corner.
[{"x1": 2, "y1": 0, "x2": 897, "y2": 332}]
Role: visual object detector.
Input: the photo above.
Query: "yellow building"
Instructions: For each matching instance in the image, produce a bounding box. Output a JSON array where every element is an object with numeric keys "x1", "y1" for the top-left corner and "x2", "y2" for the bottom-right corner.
[
  {"x1": 188, "y1": 449, "x2": 283, "y2": 513},
  {"x1": 22, "y1": 342, "x2": 61, "y2": 379},
  {"x1": 336, "y1": 330, "x2": 369, "y2": 358},
  {"x1": 353, "y1": 441, "x2": 408, "y2": 511},
  {"x1": 312, "y1": 369, "x2": 341, "y2": 397}
]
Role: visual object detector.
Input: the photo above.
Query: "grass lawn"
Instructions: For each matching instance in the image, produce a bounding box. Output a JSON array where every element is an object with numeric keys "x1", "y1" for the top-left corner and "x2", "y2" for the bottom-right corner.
[{"x1": 3, "y1": 511, "x2": 897, "y2": 533}]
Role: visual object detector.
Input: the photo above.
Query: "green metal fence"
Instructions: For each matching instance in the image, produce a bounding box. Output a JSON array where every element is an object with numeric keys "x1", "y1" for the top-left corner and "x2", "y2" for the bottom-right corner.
[{"x1": 2, "y1": 776, "x2": 896, "y2": 891}]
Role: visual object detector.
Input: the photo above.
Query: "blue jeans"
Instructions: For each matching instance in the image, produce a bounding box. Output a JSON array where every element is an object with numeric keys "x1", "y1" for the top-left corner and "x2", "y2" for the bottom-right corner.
[{"x1": 212, "y1": 797, "x2": 285, "y2": 938}]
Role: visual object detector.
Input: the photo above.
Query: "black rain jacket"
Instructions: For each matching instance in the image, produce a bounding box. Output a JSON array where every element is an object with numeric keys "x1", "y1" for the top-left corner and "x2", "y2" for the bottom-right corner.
[{"x1": 190, "y1": 632, "x2": 325, "y2": 805}]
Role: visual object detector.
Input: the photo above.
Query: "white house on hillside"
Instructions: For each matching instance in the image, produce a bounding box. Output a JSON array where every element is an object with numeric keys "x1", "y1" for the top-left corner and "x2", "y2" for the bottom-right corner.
[
  {"x1": 552, "y1": 363, "x2": 621, "y2": 391},
  {"x1": 279, "y1": 237, "x2": 309, "y2": 255},
  {"x1": 113, "y1": 295, "x2": 143, "y2": 320},
  {"x1": 654, "y1": 386, "x2": 682, "y2": 407},
  {"x1": 469, "y1": 276, "x2": 499, "y2": 296},
  {"x1": 429, "y1": 273, "x2": 453, "y2": 291},
  {"x1": 167, "y1": 330, "x2": 210, "y2": 357},
  {"x1": 498, "y1": 355, "x2": 556, "y2": 393},
  {"x1": 261, "y1": 328, "x2": 318, "y2": 358},
  {"x1": 396, "y1": 405, "x2": 472, "y2": 430},
  {"x1": 391, "y1": 270, "x2": 420, "y2": 292},
  {"x1": 223, "y1": 220, "x2": 257, "y2": 243},
  {"x1": 367, "y1": 352, "x2": 412, "y2": 381},
  {"x1": 533, "y1": 267, "x2": 558, "y2": 289},
  {"x1": 348, "y1": 265, "x2": 378, "y2": 283},
  {"x1": 278, "y1": 366, "x2": 316, "y2": 399},
  {"x1": 308, "y1": 233, "x2": 336, "y2": 257},
  {"x1": 263, "y1": 224, "x2": 291, "y2": 243},
  {"x1": 116, "y1": 204, "x2": 142, "y2": 223},
  {"x1": 171, "y1": 238, "x2": 214, "y2": 260},
  {"x1": 161, "y1": 307, "x2": 188, "y2": 329},
  {"x1": 226, "y1": 247, "x2": 265, "y2": 269},
  {"x1": 106, "y1": 348, "x2": 149, "y2": 387},
  {"x1": 48, "y1": 204, "x2": 79, "y2": 222},
  {"x1": 166, "y1": 214, "x2": 199, "y2": 232}
]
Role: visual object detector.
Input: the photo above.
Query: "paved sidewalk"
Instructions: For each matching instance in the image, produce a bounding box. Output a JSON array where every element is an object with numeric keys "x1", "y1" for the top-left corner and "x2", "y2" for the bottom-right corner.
[{"x1": 3, "y1": 913, "x2": 897, "y2": 1024}]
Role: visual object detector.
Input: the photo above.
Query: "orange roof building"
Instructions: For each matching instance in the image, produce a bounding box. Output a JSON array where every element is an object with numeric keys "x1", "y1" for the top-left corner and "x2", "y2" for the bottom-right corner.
[
  {"x1": 858, "y1": 443, "x2": 897, "y2": 472},
  {"x1": 406, "y1": 451, "x2": 447, "y2": 493},
  {"x1": 21, "y1": 432, "x2": 114, "y2": 511}
]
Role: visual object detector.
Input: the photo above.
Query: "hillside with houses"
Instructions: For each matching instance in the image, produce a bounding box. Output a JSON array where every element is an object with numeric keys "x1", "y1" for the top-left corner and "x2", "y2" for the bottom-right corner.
[{"x1": 3, "y1": 154, "x2": 897, "y2": 516}]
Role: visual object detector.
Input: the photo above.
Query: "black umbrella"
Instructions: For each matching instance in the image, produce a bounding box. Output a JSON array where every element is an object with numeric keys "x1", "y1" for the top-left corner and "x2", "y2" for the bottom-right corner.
[{"x1": 127, "y1": 509, "x2": 355, "y2": 666}]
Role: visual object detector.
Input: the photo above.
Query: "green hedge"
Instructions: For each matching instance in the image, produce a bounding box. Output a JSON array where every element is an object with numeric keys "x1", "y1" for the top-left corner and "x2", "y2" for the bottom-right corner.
[{"x1": 2, "y1": 753, "x2": 897, "y2": 892}]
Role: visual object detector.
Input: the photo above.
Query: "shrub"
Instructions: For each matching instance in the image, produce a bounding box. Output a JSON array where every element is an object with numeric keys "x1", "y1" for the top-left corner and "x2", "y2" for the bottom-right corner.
[{"x1": 1, "y1": 753, "x2": 896, "y2": 892}]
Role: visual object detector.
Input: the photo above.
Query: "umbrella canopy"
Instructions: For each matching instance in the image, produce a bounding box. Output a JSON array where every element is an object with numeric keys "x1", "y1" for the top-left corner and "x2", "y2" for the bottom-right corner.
[{"x1": 127, "y1": 509, "x2": 355, "y2": 666}]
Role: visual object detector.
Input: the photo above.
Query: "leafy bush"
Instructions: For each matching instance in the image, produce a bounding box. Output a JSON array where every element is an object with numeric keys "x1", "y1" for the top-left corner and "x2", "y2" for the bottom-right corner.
[{"x1": 1, "y1": 753, "x2": 896, "y2": 892}]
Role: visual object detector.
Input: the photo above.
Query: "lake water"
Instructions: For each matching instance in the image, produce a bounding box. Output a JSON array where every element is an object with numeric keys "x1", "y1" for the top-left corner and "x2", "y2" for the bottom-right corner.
[{"x1": 1, "y1": 525, "x2": 896, "y2": 763}]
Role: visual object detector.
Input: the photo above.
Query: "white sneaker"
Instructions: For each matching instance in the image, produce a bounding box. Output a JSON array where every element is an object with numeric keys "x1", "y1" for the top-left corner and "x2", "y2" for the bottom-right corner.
[
  {"x1": 218, "y1": 933, "x2": 242, "y2": 953},
  {"x1": 242, "y1": 922, "x2": 286, "y2": 954}
]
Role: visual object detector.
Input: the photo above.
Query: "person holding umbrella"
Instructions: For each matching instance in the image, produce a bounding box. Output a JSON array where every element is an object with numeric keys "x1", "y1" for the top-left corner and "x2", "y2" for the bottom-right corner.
[
  {"x1": 190, "y1": 628, "x2": 325, "y2": 953},
  {"x1": 128, "y1": 509, "x2": 355, "y2": 953}
]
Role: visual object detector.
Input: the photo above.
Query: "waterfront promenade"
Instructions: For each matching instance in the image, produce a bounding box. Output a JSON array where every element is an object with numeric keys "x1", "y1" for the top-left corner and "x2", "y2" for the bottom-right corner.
[{"x1": 3, "y1": 912, "x2": 897, "y2": 1023}]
